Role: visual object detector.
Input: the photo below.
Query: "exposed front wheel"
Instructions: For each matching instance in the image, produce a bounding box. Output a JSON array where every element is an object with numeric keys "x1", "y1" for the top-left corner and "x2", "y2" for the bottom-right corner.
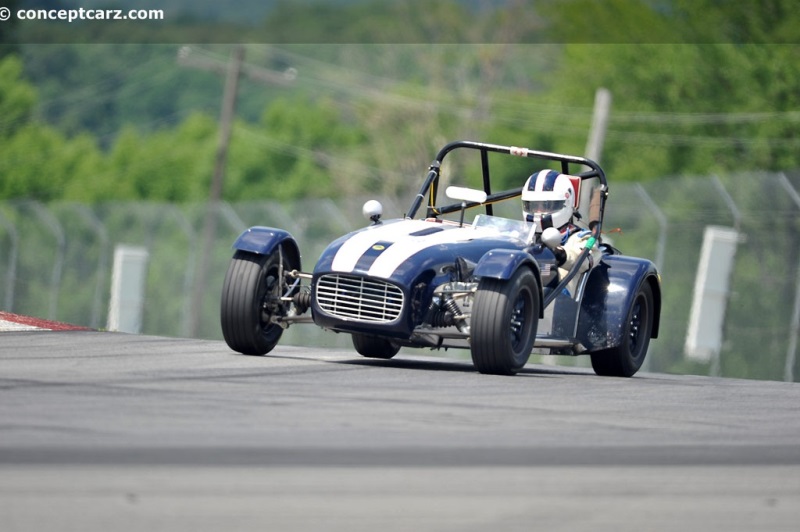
[
  {"x1": 220, "y1": 248, "x2": 296, "y2": 355},
  {"x1": 352, "y1": 333, "x2": 401, "y2": 359},
  {"x1": 590, "y1": 281, "x2": 654, "y2": 377},
  {"x1": 471, "y1": 268, "x2": 540, "y2": 375}
]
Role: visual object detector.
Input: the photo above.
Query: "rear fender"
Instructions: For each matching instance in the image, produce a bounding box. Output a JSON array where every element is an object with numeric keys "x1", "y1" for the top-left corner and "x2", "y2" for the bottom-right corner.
[
  {"x1": 474, "y1": 250, "x2": 544, "y2": 317},
  {"x1": 578, "y1": 255, "x2": 661, "y2": 351},
  {"x1": 232, "y1": 226, "x2": 302, "y2": 269}
]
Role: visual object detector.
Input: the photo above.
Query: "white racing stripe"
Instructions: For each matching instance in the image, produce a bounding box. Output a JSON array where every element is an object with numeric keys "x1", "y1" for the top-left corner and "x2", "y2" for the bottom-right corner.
[
  {"x1": 330, "y1": 220, "x2": 433, "y2": 273},
  {"x1": 330, "y1": 219, "x2": 505, "y2": 279},
  {"x1": 368, "y1": 225, "x2": 479, "y2": 278}
]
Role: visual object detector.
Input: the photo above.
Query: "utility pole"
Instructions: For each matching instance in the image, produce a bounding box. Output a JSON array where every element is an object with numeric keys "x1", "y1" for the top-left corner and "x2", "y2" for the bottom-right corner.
[
  {"x1": 585, "y1": 87, "x2": 612, "y2": 163},
  {"x1": 178, "y1": 45, "x2": 295, "y2": 337},
  {"x1": 213, "y1": 45, "x2": 245, "y2": 207}
]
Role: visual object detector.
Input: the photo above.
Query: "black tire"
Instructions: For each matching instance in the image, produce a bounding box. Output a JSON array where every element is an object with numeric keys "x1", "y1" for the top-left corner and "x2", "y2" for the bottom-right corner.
[
  {"x1": 590, "y1": 281, "x2": 654, "y2": 377},
  {"x1": 471, "y1": 267, "x2": 540, "y2": 375},
  {"x1": 220, "y1": 249, "x2": 294, "y2": 355},
  {"x1": 352, "y1": 333, "x2": 401, "y2": 359}
]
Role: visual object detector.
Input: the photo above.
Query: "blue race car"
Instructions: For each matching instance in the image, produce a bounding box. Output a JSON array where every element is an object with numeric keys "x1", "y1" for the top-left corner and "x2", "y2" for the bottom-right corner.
[{"x1": 221, "y1": 140, "x2": 661, "y2": 377}]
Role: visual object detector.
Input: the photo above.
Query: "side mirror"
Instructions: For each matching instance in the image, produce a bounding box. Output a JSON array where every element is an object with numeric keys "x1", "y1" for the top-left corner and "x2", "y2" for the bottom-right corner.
[
  {"x1": 445, "y1": 186, "x2": 487, "y2": 227},
  {"x1": 362, "y1": 200, "x2": 383, "y2": 225},
  {"x1": 445, "y1": 186, "x2": 488, "y2": 205}
]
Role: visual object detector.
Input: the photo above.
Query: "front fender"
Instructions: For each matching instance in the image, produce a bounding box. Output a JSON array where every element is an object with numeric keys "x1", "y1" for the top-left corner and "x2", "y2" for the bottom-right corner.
[
  {"x1": 474, "y1": 250, "x2": 544, "y2": 317},
  {"x1": 474, "y1": 249, "x2": 539, "y2": 280},
  {"x1": 578, "y1": 255, "x2": 661, "y2": 351},
  {"x1": 232, "y1": 226, "x2": 301, "y2": 269}
]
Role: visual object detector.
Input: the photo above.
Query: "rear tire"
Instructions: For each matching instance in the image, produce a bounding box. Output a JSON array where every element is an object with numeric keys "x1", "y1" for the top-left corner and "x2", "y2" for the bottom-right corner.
[
  {"x1": 471, "y1": 268, "x2": 540, "y2": 375},
  {"x1": 220, "y1": 249, "x2": 295, "y2": 355},
  {"x1": 352, "y1": 334, "x2": 401, "y2": 359},
  {"x1": 591, "y1": 281, "x2": 654, "y2": 377}
]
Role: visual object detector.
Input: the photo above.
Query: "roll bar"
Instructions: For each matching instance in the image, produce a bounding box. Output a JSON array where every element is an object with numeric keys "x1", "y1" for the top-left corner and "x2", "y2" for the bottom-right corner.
[
  {"x1": 406, "y1": 141, "x2": 610, "y2": 307},
  {"x1": 406, "y1": 140, "x2": 608, "y2": 222}
]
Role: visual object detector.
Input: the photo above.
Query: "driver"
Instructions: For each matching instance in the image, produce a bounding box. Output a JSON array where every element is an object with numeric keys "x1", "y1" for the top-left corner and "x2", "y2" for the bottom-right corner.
[{"x1": 522, "y1": 169, "x2": 598, "y2": 293}]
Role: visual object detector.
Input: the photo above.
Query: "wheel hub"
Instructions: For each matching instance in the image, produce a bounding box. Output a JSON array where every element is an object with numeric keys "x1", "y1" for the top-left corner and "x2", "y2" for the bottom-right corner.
[
  {"x1": 509, "y1": 293, "x2": 528, "y2": 348},
  {"x1": 629, "y1": 300, "x2": 642, "y2": 352}
]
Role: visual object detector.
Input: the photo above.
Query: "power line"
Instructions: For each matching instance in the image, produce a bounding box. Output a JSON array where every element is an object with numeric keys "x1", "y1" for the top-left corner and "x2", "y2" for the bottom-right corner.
[
  {"x1": 268, "y1": 44, "x2": 800, "y2": 126},
  {"x1": 233, "y1": 123, "x2": 410, "y2": 183}
]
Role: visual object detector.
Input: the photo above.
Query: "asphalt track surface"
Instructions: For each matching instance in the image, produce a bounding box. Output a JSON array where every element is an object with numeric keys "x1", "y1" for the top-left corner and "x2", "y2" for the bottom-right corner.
[{"x1": 1, "y1": 331, "x2": 799, "y2": 531}]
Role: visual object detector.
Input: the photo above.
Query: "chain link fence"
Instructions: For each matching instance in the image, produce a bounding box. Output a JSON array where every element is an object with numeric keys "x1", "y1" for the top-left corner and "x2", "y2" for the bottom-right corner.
[{"x1": 2, "y1": 171, "x2": 799, "y2": 381}]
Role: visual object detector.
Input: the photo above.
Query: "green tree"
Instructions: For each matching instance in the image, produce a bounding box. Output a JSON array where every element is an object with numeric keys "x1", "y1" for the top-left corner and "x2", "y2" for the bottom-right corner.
[
  {"x1": 81, "y1": 112, "x2": 218, "y2": 202},
  {"x1": 0, "y1": 124, "x2": 104, "y2": 200},
  {"x1": 0, "y1": 54, "x2": 37, "y2": 138},
  {"x1": 529, "y1": 0, "x2": 799, "y2": 180},
  {"x1": 223, "y1": 96, "x2": 367, "y2": 201}
]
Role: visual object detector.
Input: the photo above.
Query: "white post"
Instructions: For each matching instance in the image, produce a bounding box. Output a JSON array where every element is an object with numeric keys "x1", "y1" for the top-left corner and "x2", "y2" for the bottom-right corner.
[
  {"x1": 107, "y1": 245, "x2": 149, "y2": 334},
  {"x1": 684, "y1": 226, "x2": 740, "y2": 375},
  {"x1": 778, "y1": 173, "x2": 800, "y2": 382}
]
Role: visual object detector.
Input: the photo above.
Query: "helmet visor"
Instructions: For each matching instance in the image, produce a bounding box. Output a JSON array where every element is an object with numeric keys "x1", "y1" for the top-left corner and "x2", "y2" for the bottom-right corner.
[{"x1": 523, "y1": 199, "x2": 567, "y2": 214}]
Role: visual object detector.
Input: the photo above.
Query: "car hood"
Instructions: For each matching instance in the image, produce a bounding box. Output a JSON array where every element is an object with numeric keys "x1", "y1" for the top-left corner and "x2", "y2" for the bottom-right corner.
[{"x1": 314, "y1": 218, "x2": 527, "y2": 281}]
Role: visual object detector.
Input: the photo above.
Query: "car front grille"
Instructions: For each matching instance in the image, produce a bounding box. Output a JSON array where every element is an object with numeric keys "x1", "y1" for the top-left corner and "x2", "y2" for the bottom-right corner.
[{"x1": 316, "y1": 274, "x2": 404, "y2": 323}]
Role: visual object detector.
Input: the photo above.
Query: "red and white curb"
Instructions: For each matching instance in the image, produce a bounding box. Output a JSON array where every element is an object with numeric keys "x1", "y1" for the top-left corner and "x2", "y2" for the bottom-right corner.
[{"x1": 0, "y1": 311, "x2": 90, "y2": 332}]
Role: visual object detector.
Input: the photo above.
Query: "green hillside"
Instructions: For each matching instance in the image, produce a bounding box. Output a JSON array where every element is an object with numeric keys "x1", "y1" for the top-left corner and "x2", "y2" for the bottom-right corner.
[{"x1": 2, "y1": 0, "x2": 798, "y2": 204}]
